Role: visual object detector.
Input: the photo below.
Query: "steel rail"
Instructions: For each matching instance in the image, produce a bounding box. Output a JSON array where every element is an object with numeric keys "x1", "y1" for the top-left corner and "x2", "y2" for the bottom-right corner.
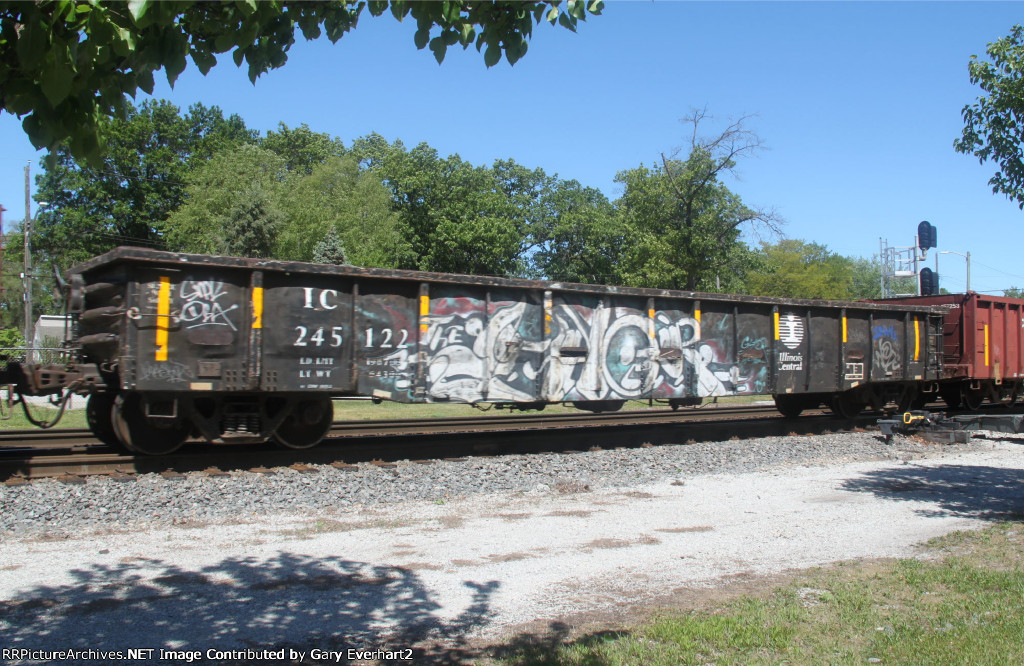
[{"x1": 0, "y1": 403, "x2": 827, "y2": 481}]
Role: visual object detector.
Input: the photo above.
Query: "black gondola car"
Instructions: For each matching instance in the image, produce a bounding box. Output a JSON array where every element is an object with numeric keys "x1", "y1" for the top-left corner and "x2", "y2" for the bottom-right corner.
[{"x1": 3, "y1": 248, "x2": 945, "y2": 454}]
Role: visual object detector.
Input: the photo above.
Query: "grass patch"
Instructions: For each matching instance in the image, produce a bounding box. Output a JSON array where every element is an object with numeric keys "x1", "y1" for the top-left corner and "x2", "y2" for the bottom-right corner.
[
  {"x1": 499, "y1": 523, "x2": 1024, "y2": 665},
  {"x1": 0, "y1": 404, "x2": 87, "y2": 430},
  {"x1": 331, "y1": 395, "x2": 765, "y2": 421},
  {"x1": 0, "y1": 394, "x2": 766, "y2": 430}
]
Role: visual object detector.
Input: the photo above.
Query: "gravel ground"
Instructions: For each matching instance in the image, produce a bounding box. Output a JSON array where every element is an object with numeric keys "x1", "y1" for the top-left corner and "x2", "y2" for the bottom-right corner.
[{"x1": 1, "y1": 430, "x2": 1023, "y2": 664}]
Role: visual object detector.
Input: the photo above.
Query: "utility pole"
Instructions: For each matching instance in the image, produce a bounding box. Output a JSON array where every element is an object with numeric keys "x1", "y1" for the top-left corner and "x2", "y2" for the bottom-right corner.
[
  {"x1": 0, "y1": 203, "x2": 6, "y2": 298},
  {"x1": 23, "y1": 163, "x2": 32, "y2": 350}
]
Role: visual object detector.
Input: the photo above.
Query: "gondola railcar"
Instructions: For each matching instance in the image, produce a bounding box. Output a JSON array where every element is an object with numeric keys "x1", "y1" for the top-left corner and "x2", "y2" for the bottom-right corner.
[{"x1": 0, "y1": 248, "x2": 946, "y2": 454}]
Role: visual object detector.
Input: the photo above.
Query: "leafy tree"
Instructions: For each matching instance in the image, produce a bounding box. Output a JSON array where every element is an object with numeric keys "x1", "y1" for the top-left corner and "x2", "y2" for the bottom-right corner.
[
  {"x1": 163, "y1": 144, "x2": 287, "y2": 255},
  {"x1": 527, "y1": 178, "x2": 622, "y2": 283},
  {"x1": 955, "y1": 25, "x2": 1024, "y2": 209},
  {"x1": 260, "y1": 122, "x2": 345, "y2": 174},
  {"x1": 848, "y1": 255, "x2": 885, "y2": 300},
  {"x1": 33, "y1": 99, "x2": 255, "y2": 269},
  {"x1": 311, "y1": 227, "x2": 349, "y2": 265},
  {"x1": 276, "y1": 156, "x2": 412, "y2": 267},
  {"x1": 746, "y1": 239, "x2": 855, "y2": 299},
  {"x1": 221, "y1": 186, "x2": 283, "y2": 258},
  {"x1": 1, "y1": 0, "x2": 603, "y2": 159},
  {"x1": 0, "y1": 328, "x2": 25, "y2": 349},
  {"x1": 350, "y1": 135, "x2": 524, "y2": 275},
  {"x1": 1004, "y1": 286, "x2": 1024, "y2": 298},
  {"x1": 615, "y1": 111, "x2": 782, "y2": 291}
]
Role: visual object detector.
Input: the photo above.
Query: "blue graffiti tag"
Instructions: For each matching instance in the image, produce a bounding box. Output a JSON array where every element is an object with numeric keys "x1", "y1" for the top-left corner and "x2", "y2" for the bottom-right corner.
[{"x1": 872, "y1": 325, "x2": 897, "y2": 340}]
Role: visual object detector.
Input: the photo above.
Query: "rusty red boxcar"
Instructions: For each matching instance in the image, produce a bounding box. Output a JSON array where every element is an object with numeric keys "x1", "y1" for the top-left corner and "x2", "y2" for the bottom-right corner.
[{"x1": 880, "y1": 292, "x2": 1024, "y2": 409}]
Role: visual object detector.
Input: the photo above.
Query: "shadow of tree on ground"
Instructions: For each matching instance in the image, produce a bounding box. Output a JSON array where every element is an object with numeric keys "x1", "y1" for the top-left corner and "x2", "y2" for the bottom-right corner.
[
  {"x1": 840, "y1": 462, "x2": 1024, "y2": 521},
  {"x1": 0, "y1": 552, "x2": 499, "y2": 664}
]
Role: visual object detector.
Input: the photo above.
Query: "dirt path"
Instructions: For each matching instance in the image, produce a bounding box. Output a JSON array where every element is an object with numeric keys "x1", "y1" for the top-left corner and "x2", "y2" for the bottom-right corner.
[{"x1": 1, "y1": 436, "x2": 1022, "y2": 663}]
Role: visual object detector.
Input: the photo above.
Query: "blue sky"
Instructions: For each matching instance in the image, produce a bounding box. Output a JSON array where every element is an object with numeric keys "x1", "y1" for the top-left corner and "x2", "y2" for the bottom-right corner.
[{"x1": 1, "y1": 1, "x2": 1022, "y2": 294}]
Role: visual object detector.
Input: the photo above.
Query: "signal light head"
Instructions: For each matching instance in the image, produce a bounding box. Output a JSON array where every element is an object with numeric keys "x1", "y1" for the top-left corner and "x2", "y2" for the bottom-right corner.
[{"x1": 918, "y1": 221, "x2": 937, "y2": 251}]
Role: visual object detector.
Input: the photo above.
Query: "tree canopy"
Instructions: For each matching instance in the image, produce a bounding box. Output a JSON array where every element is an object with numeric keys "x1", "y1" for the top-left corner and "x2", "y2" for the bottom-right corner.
[
  {"x1": 955, "y1": 24, "x2": 1024, "y2": 209},
  {"x1": 614, "y1": 111, "x2": 781, "y2": 292},
  {"x1": 1, "y1": 0, "x2": 603, "y2": 160},
  {"x1": 33, "y1": 99, "x2": 255, "y2": 268}
]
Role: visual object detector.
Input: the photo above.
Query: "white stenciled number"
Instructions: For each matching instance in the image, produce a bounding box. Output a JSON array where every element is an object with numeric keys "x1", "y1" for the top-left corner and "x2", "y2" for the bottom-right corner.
[
  {"x1": 295, "y1": 325, "x2": 343, "y2": 347},
  {"x1": 363, "y1": 327, "x2": 410, "y2": 349}
]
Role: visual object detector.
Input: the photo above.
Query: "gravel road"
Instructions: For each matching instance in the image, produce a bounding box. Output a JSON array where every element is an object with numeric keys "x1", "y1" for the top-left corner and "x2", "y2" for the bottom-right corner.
[{"x1": 1, "y1": 430, "x2": 1022, "y2": 664}]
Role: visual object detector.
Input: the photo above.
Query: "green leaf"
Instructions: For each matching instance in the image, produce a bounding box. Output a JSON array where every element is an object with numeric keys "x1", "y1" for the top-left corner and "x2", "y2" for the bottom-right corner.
[
  {"x1": 164, "y1": 51, "x2": 187, "y2": 85},
  {"x1": 232, "y1": 47, "x2": 246, "y2": 67},
  {"x1": 557, "y1": 12, "x2": 577, "y2": 32},
  {"x1": 414, "y1": 28, "x2": 429, "y2": 50},
  {"x1": 235, "y1": 0, "x2": 258, "y2": 17},
  {"x1": 15, "y1": 20, "x2": 50, "y2": 71},
  {"x1": 429, "y1": 36, "x2": 447, "y2": 64},
  {"x1": 459, "y1": 23, "x2": 474, "y2": 46},
  {"x1": 546, "y1": 6, "x2": 560, "y2": 23},
  {"x1": 137, "y1": 68, "x2": 155, "y2": 94},
  {"x1": 192, "y1": 50, "x2": 218, "y2": 75},
  {"x1": 127, "y1": 0, "x2": 150, "y2": 22},
  {"x1": 483, "y1": 41, "x2": 501, "y2": 67},
  {"x1": 506, "y1": 38, "x2": 527, "y2": 66},
  {"x1": 41, "y1": 49, "x2": 75, "y2": 107}
]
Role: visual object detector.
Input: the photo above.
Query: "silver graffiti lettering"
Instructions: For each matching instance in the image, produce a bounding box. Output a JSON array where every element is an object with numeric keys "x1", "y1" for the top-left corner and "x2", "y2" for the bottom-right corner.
[
  {"x1": 139, "y1": 361, "x2": 194, "y2": 383},
  {"x1": 178, "y1": 280, "x2": 239, "y2": 330}
]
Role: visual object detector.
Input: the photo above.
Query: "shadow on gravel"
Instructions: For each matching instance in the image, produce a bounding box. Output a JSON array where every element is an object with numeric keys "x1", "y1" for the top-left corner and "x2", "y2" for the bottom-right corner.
[
  {"x1": 0, "y1": 553, "x2": 498, "y2": 664},
  {"x1": 840, "y1": 463, "x2": 1024, "y2": 521}
]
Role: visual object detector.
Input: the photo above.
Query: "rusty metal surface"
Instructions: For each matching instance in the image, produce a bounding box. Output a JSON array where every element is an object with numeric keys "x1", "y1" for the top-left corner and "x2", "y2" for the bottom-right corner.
[{"x1": 880, "y1": 292, "x2": 1024, "y2": 385}]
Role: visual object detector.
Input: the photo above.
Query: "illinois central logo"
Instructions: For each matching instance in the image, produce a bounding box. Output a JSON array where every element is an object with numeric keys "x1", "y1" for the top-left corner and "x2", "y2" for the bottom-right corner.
[{"x1": 778, "y1": 314, "x2": 804, "y2": 350}]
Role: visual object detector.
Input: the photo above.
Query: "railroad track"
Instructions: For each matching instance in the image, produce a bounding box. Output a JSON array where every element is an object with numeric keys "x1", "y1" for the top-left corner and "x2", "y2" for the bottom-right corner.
[{"x1": 0, "y1": 403, "x2": 859, "y2": 481}]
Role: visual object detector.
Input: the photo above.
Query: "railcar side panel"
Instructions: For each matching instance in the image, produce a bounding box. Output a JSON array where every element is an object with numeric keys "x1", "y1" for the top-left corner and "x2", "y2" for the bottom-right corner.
[
  {"x1": 734, "y1": 310, "x2": 771, "y2": 395},
  {"x1": 649, "y1": 299, "x2": 700, "y2": 400},
  {"x1": 356, "y1": 280, "x2": 418, "y2": 403},
  {"x1": 868, "y1": 314, "x2": 905, "y2": 383},
  {"x1": 808, "y1": 310, "x2": 840, "y2": 394},
  {"x1": 125, "y1": 267, "x2": 251, "y2": 393},
  {"x1": 260, "y1": 274, "x2": 354, "y2": 393},
  {"x1": 486, "y1": 288, "x2": 544, "y2": 402},
  {"x1": 843, "y1": 313, "x2": 871, "y2": 389},
  {"x1": 774, "y1": 309, "x2": 809, "y2": 395}
]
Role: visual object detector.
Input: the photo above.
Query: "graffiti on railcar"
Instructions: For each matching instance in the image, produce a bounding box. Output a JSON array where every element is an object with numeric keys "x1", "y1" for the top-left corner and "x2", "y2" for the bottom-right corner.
[
  {"x1": 426, "y1": 299, "x2": 543, "y2": 402},
  {"x1": 178, "y1": 280, "x2": 239, "y2": 330},
  {"x1": 422, "y1": 296, "x2": 767, "y2": 403},
  {"x1": 872, "y1": 324, "x2": 902, "y2": 376}
]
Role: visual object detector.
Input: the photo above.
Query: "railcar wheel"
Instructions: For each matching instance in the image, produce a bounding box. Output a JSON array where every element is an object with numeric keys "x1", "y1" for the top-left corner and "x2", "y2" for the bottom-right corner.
[
  {"x1": 939, "y1": 385, "x2": 962, "y2": 410},
  {"x1": 911, "y1": 391, "x2": 936, "y2": 410},
  {"x1": 962, "y1": 387, "x2": 984, "y2": 411},
  {"x1": 112, "y1": 392, "x2": 189, "y2": 456},
  {"x1": 86, "y1": 393, "x2": 126, "y2": 451},
  {"x1": 772, "y1": 394, "x2": 804, "y2": 419},
  {"x1": 831, "y1": 393, "x2": 863, "y2": 419},
  {"x1": 273, "y1": 397, "x2": 334, "y2": 449},
  {"x1": 894, "y1": 387, "x2": 918, "y2": 414}
]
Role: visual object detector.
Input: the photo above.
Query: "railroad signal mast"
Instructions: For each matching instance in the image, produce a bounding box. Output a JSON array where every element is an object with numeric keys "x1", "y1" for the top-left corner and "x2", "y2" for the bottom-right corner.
[{"x1": 880, "y1": 221, "x2": 938, "y2": 298}]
